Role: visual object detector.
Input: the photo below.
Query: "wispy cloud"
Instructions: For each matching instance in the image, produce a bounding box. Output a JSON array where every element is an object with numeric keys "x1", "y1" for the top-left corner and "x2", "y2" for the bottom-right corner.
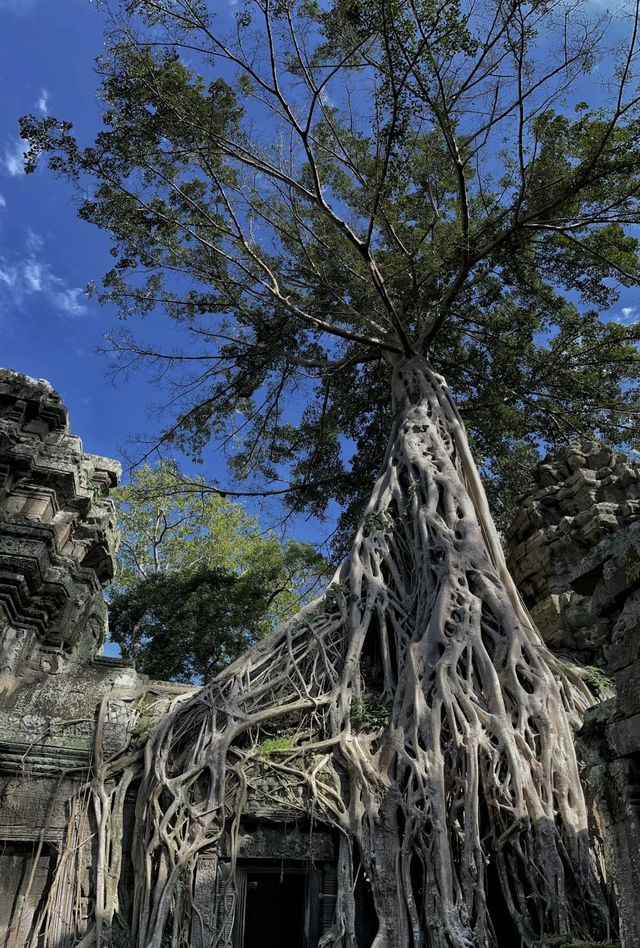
[
  {"x1": 0, "y1": 230, "x2": 88, "y2": 317},
  {"x1": 26, "y1": 228, "x2": 43, "y2": 253},
  {"x1": 36, "y1": 89, "x2": 50, "y2": 115},
  {"x1": 0, "y1": 0, "x2": 39, "y2": 12},
  {"x1": 2, "y1": 137, "x2": 27, "y2": 177},
  {"x1": 52, "y1": 287, "x2": 88, "y2": 316},
  {"x1": 23, "y1": 259, "x2": 42, "y2": 291},
  {"x1": 0, "y1": 195, "x2": 6, "y2": 209}
]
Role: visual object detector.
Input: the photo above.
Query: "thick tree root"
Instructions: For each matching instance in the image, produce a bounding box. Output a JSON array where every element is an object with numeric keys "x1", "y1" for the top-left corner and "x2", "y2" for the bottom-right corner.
[{"x1": 31, "y1": 356, "x2": 609, "y2": 948}]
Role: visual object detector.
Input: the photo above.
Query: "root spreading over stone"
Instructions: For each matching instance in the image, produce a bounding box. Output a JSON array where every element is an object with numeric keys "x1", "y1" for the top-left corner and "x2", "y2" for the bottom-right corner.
[{"x1": 31, "y1": 356, "x2": 609, "y2": 947}]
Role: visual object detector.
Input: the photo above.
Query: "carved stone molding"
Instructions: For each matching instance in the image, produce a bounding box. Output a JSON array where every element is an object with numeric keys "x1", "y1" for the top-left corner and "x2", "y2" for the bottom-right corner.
[{"x1": 0, "y1": 369, "x2": 121, "y2": 689}]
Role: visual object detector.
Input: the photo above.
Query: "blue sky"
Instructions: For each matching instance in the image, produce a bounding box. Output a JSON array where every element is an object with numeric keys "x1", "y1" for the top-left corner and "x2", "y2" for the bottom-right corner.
[
  {"x1": 0, "y1": 0, "x2": 164, "y2": 460},
  {"x1": 0, "y1": 0, "x2": 295, "y2": 515},
  {"x1": 0, "y1": 0, "x2": 324, "y2": 661}
]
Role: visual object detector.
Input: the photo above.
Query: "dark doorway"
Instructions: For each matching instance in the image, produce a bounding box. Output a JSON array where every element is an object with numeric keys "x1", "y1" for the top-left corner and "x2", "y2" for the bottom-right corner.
[
  {"x1": 354, "y1": 871, "x2": 377, "y2": 948},
  {"x1": 242, "y1": 869, "x2": 307, "y2": 948}
]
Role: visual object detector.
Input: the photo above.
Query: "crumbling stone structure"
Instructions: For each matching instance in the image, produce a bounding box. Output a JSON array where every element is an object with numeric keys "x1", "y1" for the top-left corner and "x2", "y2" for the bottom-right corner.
[
  {"x1": 0, "y1": 369, "x2": 138, "y2": 945},
  {"x1": 0, "y1": 373, "x2": 639, "y2": 947},
  {"x1": 0, "y1": 369, "x2": 121, "y2": 684},
  {"x1": 507, "y1": 442, "x2": 640, "y2": 946},
  {"x1": 507, "y1": 441, "x2": 640, "y2": 665},
  {"x1": 572, "y1": 526, "x2": 640, "y2": 948}
]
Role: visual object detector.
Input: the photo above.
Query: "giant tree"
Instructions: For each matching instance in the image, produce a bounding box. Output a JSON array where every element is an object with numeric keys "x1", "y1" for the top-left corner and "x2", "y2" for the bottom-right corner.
[{"x1": 22, "y1": 0, "x2": 640, "y2": 945}]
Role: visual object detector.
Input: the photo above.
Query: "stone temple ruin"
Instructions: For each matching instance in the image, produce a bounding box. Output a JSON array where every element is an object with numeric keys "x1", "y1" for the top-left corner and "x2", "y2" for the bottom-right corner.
[{"x1": 0, "y1": 369, "x2": 639, "y2": 947}]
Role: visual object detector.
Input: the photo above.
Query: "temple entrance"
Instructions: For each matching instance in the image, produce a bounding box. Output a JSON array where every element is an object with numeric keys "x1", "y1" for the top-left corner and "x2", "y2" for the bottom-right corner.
[
  {"x1": 242, "y1": 869, "x2": 307, "y2": 947},
  {"x1": 192, "y1": 823, "x2": 341, "y2": 948},
  {"x1": 233, "y1": 863, "x2": 315, "y2": 948}
]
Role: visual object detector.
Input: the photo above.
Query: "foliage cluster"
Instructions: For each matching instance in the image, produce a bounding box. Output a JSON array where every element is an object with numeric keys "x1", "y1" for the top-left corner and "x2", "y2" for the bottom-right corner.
[
  {"x1": 109, "y1": 461, "x2": 326, "y2": 681},
  {"x1": 257, "y1": 736, "x2": 295, "y2": 757},
  {"x1": 350, "y1": 692, "x2": 391, "y2": 732}
]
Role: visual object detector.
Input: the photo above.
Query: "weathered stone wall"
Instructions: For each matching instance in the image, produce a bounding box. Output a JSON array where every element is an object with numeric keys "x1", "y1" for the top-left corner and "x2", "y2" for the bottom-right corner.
[
  {"x1": 0, "y1": 370, "x2": 140, "y2": 947},
  {"x1": 507, "y1": 442, "x2": 640, "y2": 946},
  {"x1": 506, "y1": 441, "x2": 640, "y2": 664},
  {"x1": 572, "y1": 526, "x2": 640, "y2": 948}
]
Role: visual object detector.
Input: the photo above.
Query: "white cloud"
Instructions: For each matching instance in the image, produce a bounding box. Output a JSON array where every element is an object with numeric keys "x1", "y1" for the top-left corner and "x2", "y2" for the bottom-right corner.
[
  {"x1": 53, "y1": 287, "x2": 87, "y2": 316},
  {"x1": 319, "y1": 88, "x2": 335, "y2": 108},
  {"x1": 36, "y1": 89, "x2": 50, "y2": 115},
  {"x1": 0, "y1": 266, "x2": 17, "y2": 289},
  {"x1": 617, "y1": 305, "x2": 638, "y2": 324},
  {"x1": 2, "y1": 137, "x2": 27, "y2": 177},
  {"x1": 0, "y1": 195, "x2": 6, "y2": 208},
  {"x1": 26, "y1": 228, "x2": 43, "y2": 252},
  {"x1": 23, "y1": 260, "x2": 42, "y2": 291},
  {"x1": 0, "y1": 230, "x2": 88, "y2": 318}
]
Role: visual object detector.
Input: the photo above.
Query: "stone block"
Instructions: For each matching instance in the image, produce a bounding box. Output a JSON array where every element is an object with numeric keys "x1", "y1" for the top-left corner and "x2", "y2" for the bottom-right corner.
[
  {"x1": 587, "y1": 445, "x2": 614, "y2": 471},
  {"x1": 607, "y1": 713, "x2": 640, "y2": 756},
  {"x1": 564, "y1": 593, "x2": 593, "y2": 631},
  {"x1": 605, "y1": 594, "x2": 640, "y2": 672},
  {"x1": 606, "y1": 632, "x2": 640, "y2": 674},
  {"x1": 612, "y1": 663, "x2": 640, "y2": 718},
  {"x1": 578, "y1": 509, "x2": 619, "y2": 547},
  {"x1": 537, "y1": 464, "x2": 560, "y2": 487},
  {"x1": 607, "y1": 815, "x2": 640, "y2": 948},
  {"x1": 565, "y1": 449, "x2": 587, "y2": 471},
  {"x1": 529, "y1": 594, "x2": 564, "y2": 643}
]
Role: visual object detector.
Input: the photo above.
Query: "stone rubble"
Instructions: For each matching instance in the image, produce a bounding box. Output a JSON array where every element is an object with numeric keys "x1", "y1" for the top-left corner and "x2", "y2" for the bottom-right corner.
[{"x1": 508, "y1": 441, "x2": 640, "y2": 947}]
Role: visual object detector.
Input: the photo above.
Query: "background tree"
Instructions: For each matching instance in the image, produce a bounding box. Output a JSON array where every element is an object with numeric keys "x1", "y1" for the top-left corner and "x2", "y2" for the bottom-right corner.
[
  {"x1": 23, "y1": 1, "x2": 640, "y2": 946},
  {"x1": 109, "y1": 461, "x2": 326, "y2": 680},
  {"x1": 109, "y1": 568, "x2": 272, "y2": 682}
]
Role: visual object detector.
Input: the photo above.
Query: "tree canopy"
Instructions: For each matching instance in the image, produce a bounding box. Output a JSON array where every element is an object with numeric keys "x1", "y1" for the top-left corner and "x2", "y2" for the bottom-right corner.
[
  {"x1": 109, "y1": 461, "x2": 326, "y2": 680},
  {"x1": 22, "y1": 0, "x2": 640, "y2": 547}
]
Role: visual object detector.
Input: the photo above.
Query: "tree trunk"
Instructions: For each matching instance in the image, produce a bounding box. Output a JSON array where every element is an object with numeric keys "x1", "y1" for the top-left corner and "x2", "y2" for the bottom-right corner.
[{"x1": 32, "y1": 356, "x2": 610, "y2": 948}]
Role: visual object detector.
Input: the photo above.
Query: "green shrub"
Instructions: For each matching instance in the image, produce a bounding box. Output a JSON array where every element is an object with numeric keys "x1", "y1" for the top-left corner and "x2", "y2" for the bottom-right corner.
[{"x1": 257, "y1": 736, "x2": 294, "y2": 759}]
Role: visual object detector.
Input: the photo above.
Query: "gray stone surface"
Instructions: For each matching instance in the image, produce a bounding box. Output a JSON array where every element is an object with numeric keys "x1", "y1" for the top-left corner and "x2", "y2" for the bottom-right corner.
[
  {"x1": 570, "y1": 530, "x2": 640, "y2": 947},
  {"x1": 510, "y1": 443, "x2": 640, "y2": 946},
  {"x1": 507, "y1": 441, "x2": 640, "y2": 663}
]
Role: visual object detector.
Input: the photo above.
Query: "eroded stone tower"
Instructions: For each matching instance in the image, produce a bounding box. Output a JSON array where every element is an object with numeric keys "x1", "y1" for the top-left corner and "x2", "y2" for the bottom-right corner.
[
  {"x1": 0, "y1": 369, "x2": 120, "y2": 685},
  {"x1": 0, "y1": 370, "x2": 135, "y2": 945}
]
